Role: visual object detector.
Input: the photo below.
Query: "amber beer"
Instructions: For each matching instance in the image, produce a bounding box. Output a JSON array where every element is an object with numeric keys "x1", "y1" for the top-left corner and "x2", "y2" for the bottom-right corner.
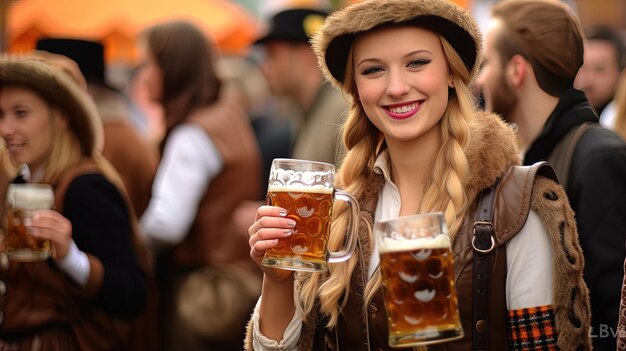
[
  {"x1": 262, "y1": 158, "x2": 359, "y2": 272},
  {"x1": 376, "y1": 213, "x2": 463, "y2": 347},
  {"x1": 263, "y1": 185, "x2": 333, "y2": 271},
  {"x1": 5, "y1": 184, "x2": 54, "y2": 261}
]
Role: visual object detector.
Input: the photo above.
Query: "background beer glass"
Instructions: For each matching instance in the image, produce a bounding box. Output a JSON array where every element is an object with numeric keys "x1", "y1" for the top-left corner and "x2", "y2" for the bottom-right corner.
[
  {"x1": 4, "y1": 183, "x2": 54, "y2": 261},
  {"x1": 375, "y1": 212, "x2": 463, "y2": 347},
  {"x1": 262, "y1": 158, "x2": 359, "y2": 272}
]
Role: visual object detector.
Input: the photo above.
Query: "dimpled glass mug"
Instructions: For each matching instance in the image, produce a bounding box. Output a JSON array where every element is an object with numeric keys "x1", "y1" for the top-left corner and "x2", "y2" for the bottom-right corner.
[
  {"x1": 5, "y1": 183, "x2": 55, "y2": 262},
  {"x1": 262, "y1": 158, "x2": 359, "y2": 272},
  {"x1": 375, "y1": 212, "x2": 463, "y2": 347}
]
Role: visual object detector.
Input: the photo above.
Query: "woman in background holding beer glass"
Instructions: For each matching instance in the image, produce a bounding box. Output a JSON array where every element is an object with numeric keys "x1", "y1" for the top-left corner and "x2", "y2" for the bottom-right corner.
[
  {"x1": 246, "y1": 0, "x2": 592, "y2": 350},
  {"x1": 0, "y1": 55, "x2": 148, "y2": 350}
]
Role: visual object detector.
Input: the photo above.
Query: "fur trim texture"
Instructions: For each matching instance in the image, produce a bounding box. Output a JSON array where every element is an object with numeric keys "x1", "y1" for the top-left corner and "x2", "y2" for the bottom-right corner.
[
  {"x1": 312, "y1": 0, "x2": 483, "y2": 88},
  {"x1": 530, "y1": 176, "x2": 592, "y2": 350},
  {"x1": 0, "y1": 54, "x2": 103, "y2": 156},
  {"x1": 465, "y1": 111, "x2": 521, "y2": 199}
]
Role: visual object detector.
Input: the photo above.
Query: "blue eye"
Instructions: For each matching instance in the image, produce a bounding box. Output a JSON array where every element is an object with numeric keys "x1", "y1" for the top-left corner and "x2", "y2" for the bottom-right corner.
[
  {"x1": 15, "y1": 109, "x2": 28, "y2": 118},
  {"x1": 408, "y1": 59, "x2": 430, "y2": 68}
]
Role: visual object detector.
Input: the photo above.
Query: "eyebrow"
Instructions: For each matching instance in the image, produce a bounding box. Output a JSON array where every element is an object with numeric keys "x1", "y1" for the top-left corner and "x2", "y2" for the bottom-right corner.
[
  {"x1": 9, "y1": 100, "x2": 30, "y2": 107},
  {"x1": 356, "y1": 49, "x2": 433, "y2": 68}
]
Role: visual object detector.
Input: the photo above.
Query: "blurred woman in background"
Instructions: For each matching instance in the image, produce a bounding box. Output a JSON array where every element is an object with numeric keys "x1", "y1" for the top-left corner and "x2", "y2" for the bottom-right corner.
[
  {"x1": 0, "y1": 55, "x2": 148, "y2": 350},
  {"x1": 137, "y1": 20, "x2": 263, "y2": 350}
]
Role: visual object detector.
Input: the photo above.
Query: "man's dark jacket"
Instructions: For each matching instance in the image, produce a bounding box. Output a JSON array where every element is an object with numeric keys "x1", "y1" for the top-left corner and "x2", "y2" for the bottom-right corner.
[{"x1": 525, "y1": 88, "x2": 626, "y2": 350}]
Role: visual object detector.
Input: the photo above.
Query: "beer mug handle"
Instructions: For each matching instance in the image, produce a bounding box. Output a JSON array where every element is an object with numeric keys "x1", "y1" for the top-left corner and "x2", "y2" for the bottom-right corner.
[{"x1": 328, "y1": 191, "x2": 359, "y2": 263}]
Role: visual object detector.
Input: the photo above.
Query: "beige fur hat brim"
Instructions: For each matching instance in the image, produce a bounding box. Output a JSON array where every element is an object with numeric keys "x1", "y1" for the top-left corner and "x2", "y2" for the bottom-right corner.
[
  {"x1": 312, "y1": 0, "x2": 482, "y2": 88},
  {"x1": 0, "y1": 54, "x2": 103, "y2": 157}
]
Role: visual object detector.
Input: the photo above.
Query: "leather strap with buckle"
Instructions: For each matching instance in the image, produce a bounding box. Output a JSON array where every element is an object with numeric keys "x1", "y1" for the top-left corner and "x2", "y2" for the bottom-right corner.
[{"x1": 472, "y1": 182, "x2": 498, "y2": 350}]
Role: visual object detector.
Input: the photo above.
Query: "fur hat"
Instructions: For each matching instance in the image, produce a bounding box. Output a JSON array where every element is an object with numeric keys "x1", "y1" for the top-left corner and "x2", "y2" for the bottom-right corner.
[
  {"x1": 313, "y1": 0, "x2": 482, "y2": 87},
  {"x1": 0, "y1": 55, "x2": 103, "y2": 156}
]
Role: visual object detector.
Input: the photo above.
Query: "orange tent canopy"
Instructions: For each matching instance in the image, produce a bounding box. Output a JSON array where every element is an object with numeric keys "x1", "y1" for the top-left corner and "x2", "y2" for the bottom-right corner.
[{"x1": 6, "y1": 0, "x2": 259, "y2": 64}]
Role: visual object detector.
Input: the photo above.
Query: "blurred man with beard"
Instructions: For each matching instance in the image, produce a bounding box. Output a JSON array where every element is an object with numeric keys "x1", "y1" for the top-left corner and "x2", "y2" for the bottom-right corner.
[
  {"x1": 575, "y1": 25, "x2": 625, "y2": 129},
  {"x1": 476, "y1": 1, "x2": 626, "y2": 349}
]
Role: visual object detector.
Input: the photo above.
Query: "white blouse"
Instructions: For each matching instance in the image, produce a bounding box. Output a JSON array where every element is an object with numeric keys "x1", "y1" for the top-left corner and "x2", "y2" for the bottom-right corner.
[
  {"x1": 251, "y1": 151, "x2": 553, "y2": 350},
  {"x1": 140, "y1": 124, "x2": 223, "y2": 248}
]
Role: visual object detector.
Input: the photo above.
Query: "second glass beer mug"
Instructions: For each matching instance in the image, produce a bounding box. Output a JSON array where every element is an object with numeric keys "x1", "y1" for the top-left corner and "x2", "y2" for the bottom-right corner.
[
  {"x1": 5, "y1": 184, "x2": 55, "y2": 261},
  {"x1": 262, "y1": 158, "x2": 359, "y2": 272},
  {"x1": 375, "y1": 212, "x2": 463, "y2": 347}
]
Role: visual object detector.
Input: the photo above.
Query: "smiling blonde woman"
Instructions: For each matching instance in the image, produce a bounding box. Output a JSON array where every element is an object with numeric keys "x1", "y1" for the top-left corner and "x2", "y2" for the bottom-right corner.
[{"x1": 245, "y1": 1, "x2": 592, "y2": 350}]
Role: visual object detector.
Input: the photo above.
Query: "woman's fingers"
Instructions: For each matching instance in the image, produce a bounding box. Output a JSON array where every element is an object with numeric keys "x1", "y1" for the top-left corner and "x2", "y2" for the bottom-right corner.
[
  {"x1": 252, "y1": 227, "x2": 293, "y2": 242},
  {"x1": 28, "y1": 210, "x2": 71, "y2": 239},
  {"x1": 254, "y1": 206, "x2": 288, "y2": 221},
  {"x1": 26, "y1": 210, "x2": 72, "y2": 259},
  {"x1": 248, "y1": 207, "x2": 294, "y2": 237},
  {"x1": 250, "y1": 238, "x2": 278, "y2": 260},
  {"x1": 248, "y1": 206, "x2": 296, "y2": 261}
]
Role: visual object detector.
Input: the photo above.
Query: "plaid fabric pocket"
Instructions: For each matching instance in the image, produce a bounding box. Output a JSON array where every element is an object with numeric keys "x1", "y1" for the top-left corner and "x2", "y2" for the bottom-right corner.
[{"x1": 508, "y1": 305, "x2": 559, "y2": 350}]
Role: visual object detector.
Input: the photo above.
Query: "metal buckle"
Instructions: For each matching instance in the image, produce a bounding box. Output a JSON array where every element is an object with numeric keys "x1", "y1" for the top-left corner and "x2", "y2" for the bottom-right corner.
[{"x1": 472, "y1": 221, "x2": 495, "y2": 253}]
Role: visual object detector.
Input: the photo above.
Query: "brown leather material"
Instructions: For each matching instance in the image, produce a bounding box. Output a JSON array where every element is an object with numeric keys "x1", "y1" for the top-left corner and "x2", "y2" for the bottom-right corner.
[
  {"x1": 160, "y1": 96, "x2": 262, "y2": 350},
  {"x1": 431, "y1": 162, "x2": 556, "y2": 351},
  {"x1": 0, "y1": 325, "x2": 78, "y2": 350},
  {"x1": 101, "y1": 120, "x2": 158, "y2": 217},
  {"x1": 170, "y1": 97, "x2": 262, "y2": 269},
  {"x1": 0, "y1": 159, "x2": 150, "y2": 350},
  {"x1": 472, "y1": 183, "x2": 498, "y2": 350}
]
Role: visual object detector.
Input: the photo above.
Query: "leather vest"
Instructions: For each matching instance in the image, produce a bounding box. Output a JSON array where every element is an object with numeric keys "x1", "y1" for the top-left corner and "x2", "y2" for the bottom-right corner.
[
  {"x1": 312, "y1": 164, "x2": 555, "y2": 351},
  {"x1": 0, "y1": 159, "x2": 149, "y2": 351},
  {"x1": 170, "y1": 98, "x2": 262, "y2": 268}
]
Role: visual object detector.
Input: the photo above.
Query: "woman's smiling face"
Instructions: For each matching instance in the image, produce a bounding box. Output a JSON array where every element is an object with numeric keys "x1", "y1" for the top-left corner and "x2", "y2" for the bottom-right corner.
[
  {"x1": 0, "y1": 86, "x2": 60, "y2": 170},
  {"x1": 353, "y1": 25, "x2": 451, "y2": 144}
]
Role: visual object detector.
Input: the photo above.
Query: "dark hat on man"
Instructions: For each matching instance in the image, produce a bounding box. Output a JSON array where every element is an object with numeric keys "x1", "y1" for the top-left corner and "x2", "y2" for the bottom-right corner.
[
  {"x1": 313, "y1": 0, "x2": 482, "y2": 87},
  {"x1": 35, "y1": 38, "x2": 117, "y2": 91},
  {"x1": 0, "y1": 55, "x2": 103, "y2": 156},
  {"x1": 254, "y1": 8, "x2": 329, "y2": 45}
]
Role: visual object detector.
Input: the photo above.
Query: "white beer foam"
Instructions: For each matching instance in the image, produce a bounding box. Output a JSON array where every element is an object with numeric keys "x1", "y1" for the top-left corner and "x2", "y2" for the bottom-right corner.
[
  {"x1": 7, "y1": 185, "x2": 54, "y2": 209},
  {"x1": 268, "y1": 184, "x2": 333, "y2": 194},
  {"x1": 378, "y1": 234, "x2": 451, "y2": 253}
]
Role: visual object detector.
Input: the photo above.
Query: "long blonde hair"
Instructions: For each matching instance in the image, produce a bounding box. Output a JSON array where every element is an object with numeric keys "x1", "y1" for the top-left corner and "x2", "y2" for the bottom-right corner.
[
  {"x1": 39, "y1": 108, "x2": 82, "y2": 184},
  {"x1": 40, "y1": 107, "x2": 126, "y2": 204},
  {"x1": 297, "y1": 34, "x2": 475, "y2": 327}
]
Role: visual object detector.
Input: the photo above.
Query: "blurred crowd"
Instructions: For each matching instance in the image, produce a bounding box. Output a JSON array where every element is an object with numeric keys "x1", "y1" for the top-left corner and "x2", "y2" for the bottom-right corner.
[{"x1": 0, "y1": 0, "x2": 625, "y2": 350}]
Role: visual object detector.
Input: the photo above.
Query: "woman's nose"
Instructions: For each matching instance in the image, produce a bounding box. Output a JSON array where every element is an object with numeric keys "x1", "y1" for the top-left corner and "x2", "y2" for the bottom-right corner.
[
  {"x1": 0, "y1": 118, "x2": 14, "y2": 137},
  {"x1": 385, "y1": 70, "x2": 410, "y2": 97}
]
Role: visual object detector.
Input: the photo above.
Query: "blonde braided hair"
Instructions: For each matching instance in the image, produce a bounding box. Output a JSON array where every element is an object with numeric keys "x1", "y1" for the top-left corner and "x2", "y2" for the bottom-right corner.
[{"x1": 297, "y1": 36, "x2": 475, "y2": 331}]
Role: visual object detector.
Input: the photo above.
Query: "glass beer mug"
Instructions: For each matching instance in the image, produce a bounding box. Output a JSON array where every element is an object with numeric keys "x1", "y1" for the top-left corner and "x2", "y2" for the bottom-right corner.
[
  {"x1": 262, "y1": 158, "x2": 359, "y2": 272},
  {"x1": 5, "y1": 184, "x2": 54, "y2": 261},
  {"x1": 375, "y1": 212, "x2": 463, "y2": 347}
]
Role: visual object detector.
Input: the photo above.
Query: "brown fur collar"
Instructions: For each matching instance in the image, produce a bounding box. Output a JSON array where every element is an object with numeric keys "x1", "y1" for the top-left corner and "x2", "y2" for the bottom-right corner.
[{"x1": 464, "y1": 111, "x2": 521, "y2": 200}]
